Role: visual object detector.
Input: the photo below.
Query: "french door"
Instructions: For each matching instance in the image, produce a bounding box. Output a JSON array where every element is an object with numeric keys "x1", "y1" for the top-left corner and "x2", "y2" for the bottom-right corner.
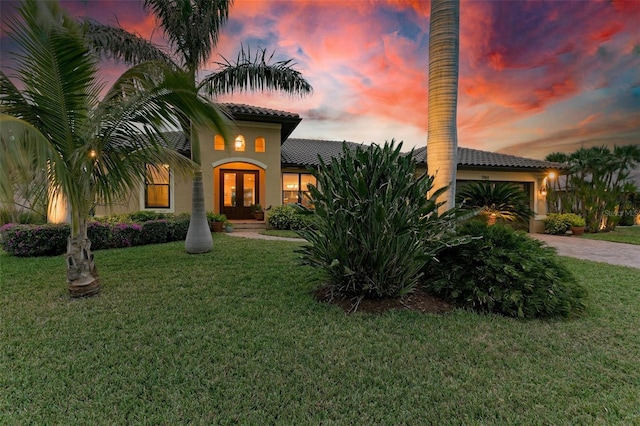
[{"x1": 220, "y1": 170, "x2": 258, "y2": 219}]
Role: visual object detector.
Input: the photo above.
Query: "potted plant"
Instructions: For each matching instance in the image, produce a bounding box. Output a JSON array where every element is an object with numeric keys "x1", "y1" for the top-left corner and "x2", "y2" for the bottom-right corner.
[
  {"x1": 224, "y1": 221, "x2": 234, "y2": 233},
  {"x1": 564, "y1": 213, "x2": 586, "y2": 236},
  {"x1": 206, "y1": 212, "x2": 227, "y2": 232},
  {"x1": 250, "y1": 204, "x2": 264, "y2": 221}
]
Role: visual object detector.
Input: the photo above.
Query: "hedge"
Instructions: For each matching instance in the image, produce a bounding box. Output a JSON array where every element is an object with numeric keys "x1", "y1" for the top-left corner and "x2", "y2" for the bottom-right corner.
[{"x1": 0, "y1": 216, "x2": 192, "y2": 257}]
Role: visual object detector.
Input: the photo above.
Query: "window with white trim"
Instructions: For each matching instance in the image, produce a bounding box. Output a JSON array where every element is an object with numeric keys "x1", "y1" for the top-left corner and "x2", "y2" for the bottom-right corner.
[{"x1": 144, "y1": 164, "x2": 170, "y2": 209}]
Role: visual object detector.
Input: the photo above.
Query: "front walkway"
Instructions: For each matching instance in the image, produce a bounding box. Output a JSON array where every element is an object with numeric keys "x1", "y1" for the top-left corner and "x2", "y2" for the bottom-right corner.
[
  {"x1": 531, "y1": 234, "x2": 640, "y2": 269},
  {"x1": 227, "y1": 230, "x2": 639, "y2": 269},
  {"x1": 225, "y1": 230, "x2": 303, "y2": 243}
]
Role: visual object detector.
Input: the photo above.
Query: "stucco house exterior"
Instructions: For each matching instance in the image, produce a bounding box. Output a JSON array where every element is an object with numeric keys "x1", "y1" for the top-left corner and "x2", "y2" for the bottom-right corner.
[{"x1": 95, "y1": 103, "x2": 563, "y2": 232}]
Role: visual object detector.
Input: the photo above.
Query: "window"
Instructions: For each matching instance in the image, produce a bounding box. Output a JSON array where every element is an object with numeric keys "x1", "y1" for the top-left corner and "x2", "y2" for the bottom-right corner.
[
  {"x1": 255, "y1": 137, "x2": 265, "y2": 153},
  {"x1": 214, "y1": 134, "x2": 225, "y2": 150},
  {"x1": 234, "y1": 135, "x2": 245, "y2": 152},
  {"x1": 282, "y1": 173, "x2": 316, "y2": 207},
  {"x1": 145, "y1": 164, "x2": 170, "y2": 208}
]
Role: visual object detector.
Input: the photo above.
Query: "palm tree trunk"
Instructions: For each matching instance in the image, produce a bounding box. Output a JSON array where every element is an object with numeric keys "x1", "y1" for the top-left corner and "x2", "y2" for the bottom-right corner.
[
  {"x1": 184, "y1": 118, "x2": 213, "y2": 254},
  {"x1": 66, "y1": 216, "x2": 100, "y2": 297},
  {"x1": 427, "y1": 0, "x2": 460, "y2": 212},
  {"x1": 185, "y1": 170, "x2": 213, "y2": 253}
]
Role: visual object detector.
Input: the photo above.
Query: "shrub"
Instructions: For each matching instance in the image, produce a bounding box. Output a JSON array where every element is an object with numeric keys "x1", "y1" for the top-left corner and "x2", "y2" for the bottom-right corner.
[
  {"x1": 129, "y1": 210, "x2": 167, "y2": 222},
  {"x1": 457, "y1": 181, "x2": 534, "y2": 225},
  {"x1": 167, "y1": 214, "x2": 190, "y2": 241},
  {"x1": 87, "y1": 221, "x2": 112, "y2": 250},
  {"x1": 141, "y1": 220, "x2": 169, "y2": 245},
  {"x1": 543, "y1": 213, "x2": 569, "y2": 235},
  {"x1": 267, "y1": 205, "x2": 297, "y2": 230},
  {"x1": 92, "y1": 213, "x2": 133, "y2": 225},
  {"x1": 544, "y1": 213, "x2": 585, "y2": 234},
  {"x1": 423, "y1": 222, "x2": 587, "y2": 319},
  {"x1": 298, "y1": 141, "x2": 463, "y2": 299},
  {"x1": 0, "y1": 224, "x2": 69, "y2": 256},
  {"x1": 206, "y1": 212, "x2": 227, "y2": 223},
  {"x1": 1, "y1": 215, "x2": 192, "y2": 257},
  {"x1": 268, "y1": 205, "x2": 318, "y2": 231},
  {"x1": 110, "y1": 223, "x2": 143, "y2": 248}
]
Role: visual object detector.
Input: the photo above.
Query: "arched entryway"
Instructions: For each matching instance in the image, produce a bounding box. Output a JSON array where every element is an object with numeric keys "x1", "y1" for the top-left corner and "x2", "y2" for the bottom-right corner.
[
  {"x1": 212, "y1": 159, "x2": 267, "y2": 220},
  {"x1": 220, "y1": 169, "x2": 259, "y2": 219}
]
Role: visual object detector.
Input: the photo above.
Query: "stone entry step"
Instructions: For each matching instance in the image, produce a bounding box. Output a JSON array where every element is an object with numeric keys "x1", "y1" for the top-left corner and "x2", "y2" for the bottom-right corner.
[{"x1": 228, "y1": 220, "x2": 267, "y2": 230}]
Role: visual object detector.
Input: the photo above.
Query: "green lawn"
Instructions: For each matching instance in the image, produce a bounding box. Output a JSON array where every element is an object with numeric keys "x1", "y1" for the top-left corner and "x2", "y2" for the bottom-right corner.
[
  {"x1": 2, "y1": 234, "x2": 640, "y2": 424},
  {"x1": 582, "y1": 225, "x2": 640, "y2": 245}
]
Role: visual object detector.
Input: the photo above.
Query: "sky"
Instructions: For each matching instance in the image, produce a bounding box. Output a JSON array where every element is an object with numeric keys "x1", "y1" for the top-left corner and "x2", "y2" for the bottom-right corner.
[{"x1": 1, "y1": 0, "x2": 639, "y2": 160}]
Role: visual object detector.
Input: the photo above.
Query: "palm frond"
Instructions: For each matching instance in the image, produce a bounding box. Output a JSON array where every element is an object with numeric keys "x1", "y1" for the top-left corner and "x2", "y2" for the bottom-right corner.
[
  {"x1": 0, "y1": 72, "x2": 37, "y2": 123},
  {"x1": 143, "y1": 0, "x2": 232, "y2": 70},
  {"x1": 7, "y1": 0, "x2": 101, "y2": 154},
  {"x1": 200, "y1": 46, "x2": 313, "y2": 97},
  {"x1": 0, "y1": 115, "x2": 53, "y2": 208},
  {"x1": 457, "y1": 181, "x2": 534, "y2": 223},
  {"x1": 81, "y1": 19, "x2": 177, "y2": 68}
]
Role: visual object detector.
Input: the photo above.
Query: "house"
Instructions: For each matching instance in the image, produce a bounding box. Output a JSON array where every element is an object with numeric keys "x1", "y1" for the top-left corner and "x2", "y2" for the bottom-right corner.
[{"x1": 95, "y1": 103, "x2": 564, "y2": 232}]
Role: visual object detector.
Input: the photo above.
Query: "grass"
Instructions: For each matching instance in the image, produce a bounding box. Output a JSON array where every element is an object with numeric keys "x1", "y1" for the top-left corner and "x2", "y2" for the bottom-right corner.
[
  {"x1": 259, "y1": 229, "x2": 302, "y2": 239},
  {"x1": 2, "y1": 234, "x2": 640, "y2": 424},
  {"x1": 582, "y1": 225, "x2": 640, "y2": 245}
]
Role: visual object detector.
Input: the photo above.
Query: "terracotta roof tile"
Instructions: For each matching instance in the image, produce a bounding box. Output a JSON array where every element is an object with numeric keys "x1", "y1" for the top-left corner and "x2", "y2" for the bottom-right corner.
[
  {"x1": 281, "y1": 138, "x2": 363, "y2": 166},
  {"x1": 220, "y1": 103, "x2": 301, "y2": 119},
  {"x1": 283, "y1": 139, "x2": 566, "y2": 170}
]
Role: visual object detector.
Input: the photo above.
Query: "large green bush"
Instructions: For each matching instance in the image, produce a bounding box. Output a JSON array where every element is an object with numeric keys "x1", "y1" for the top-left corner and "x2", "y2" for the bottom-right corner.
[
  {"x1": 457, "y1": 181, "x2": 534, "y2": 225},
  {"x1": 1, "y1": 214, "x2": 193, "y2": 256},
  {"x1": 0, "y1": 224, "x2": 69, "y2": 256},
  {"x1": 267, "y1": 205, "x2": 317, "y2": 230},
  {"x1": 298, "y1": 141, "x2": 463, "y2": 299},
  {"x1": 543, "y1": 213, "x2": 585, "y2": 235},
  {"x1": 423, "y1": 222, "x2": 587, "y2": 319}
]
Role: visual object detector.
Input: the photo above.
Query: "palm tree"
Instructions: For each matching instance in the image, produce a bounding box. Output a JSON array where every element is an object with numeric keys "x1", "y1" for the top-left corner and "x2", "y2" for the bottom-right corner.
[
  {"x1": 427, "y1": 0, "x2": 460, "y2": 211},
  {"x1": 457, "y1": 181, "x2": 534, "y2": 225},
  {"x1": 0, "y1": 0, "x2": 227, "y2": 296},
  {"x1": 83, "y1": 0, "x2": 312, "y2": 254}
]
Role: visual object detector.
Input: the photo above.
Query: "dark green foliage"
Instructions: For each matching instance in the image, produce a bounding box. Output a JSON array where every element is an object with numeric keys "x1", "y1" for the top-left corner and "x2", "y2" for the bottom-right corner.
[
  {"x1": 108, "y1": 223, "x2": 143, "y2": 248},
  {"x1": 141, "y1": 220, "x2": 169, "y2": 244},
  {"x1": 206, "y1": 212, "x2": 227, "y2": 223},
  {"x1": 1, "y1": 215, "x2": 193, "y2": 256},
  {"x1": 87, "y1": 222, "x2": 112, "y2": 250},
  {"x1": 167, "y1": 214, "x2": 190, "y2": 241},
  {"x1": 543, "y1": 213, "x2": 585, "y2": 235},
  {"x1": 457, "y1": 181, "x2": 534, "y2": 224},
  {"x1": 128, "y1": 210, "x2": 168, "y2": 222},
  {"x1": 298, "y1": 141, "x2": 463, "y2": 299},
  {"x1": 0, "y1": 224, "x2": 69, "y2": 256},
  {"x1": 267, "y1": 205, "x2": 317, "y2": 230},
  {"x1": 423, "y1": 222, "x2": 588, "y2": 319},
  {"x1": 544, "y1": 145, "x2": 640, "y2": 232}
]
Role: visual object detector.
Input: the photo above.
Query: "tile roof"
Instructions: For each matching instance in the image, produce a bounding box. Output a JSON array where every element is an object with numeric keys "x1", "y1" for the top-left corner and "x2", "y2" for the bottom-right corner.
[
  {"x1": 283, "y1": 139, "x2": 566, "y2": 170},
  {"x1": 163, "y1": 131, "x2": 190, "y2": 155},
  {"x1": 221, "y1": 103, "x2": 302, "y2": 143},
  {"x1": 281, "y1": 138, "x2": 364, "y2": 166},
  {"x1": 413, "y1": 146, "x2": 567, "y2": 170},
  {"x1": 220, "y1": 103, "x2": 301, "y2": 119}
]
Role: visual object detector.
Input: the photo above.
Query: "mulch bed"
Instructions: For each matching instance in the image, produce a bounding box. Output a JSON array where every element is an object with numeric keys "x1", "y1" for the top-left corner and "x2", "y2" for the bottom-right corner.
[{"x1": 313, "y1": 285, "x2": 454, "y2": 315}]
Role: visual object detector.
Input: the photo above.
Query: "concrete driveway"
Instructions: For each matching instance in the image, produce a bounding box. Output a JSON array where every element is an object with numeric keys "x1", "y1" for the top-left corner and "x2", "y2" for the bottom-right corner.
[{"x1": 531, "y1": 234, "x2": 640, "y2": 269}]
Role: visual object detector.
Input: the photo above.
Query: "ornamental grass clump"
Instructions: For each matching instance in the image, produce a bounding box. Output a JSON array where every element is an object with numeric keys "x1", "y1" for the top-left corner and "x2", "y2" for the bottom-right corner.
[
  {"x1": 423, "y1": 222, "x2": 588, "y2": 319},
  {"x1": 298, "y1": 141, "x2": 463, "y2": 300}
]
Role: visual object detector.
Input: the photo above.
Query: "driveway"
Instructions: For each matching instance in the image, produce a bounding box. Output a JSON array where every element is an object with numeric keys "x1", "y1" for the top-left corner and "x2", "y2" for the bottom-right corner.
[{"x1": 531, "y1": 233, "x2": 640, "y2": 269}]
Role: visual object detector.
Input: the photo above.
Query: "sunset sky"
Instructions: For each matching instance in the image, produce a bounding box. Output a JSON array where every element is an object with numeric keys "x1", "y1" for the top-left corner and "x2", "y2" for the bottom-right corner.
[{"x1": 1, "y1": 0, "x2": 639, "y2": 159}]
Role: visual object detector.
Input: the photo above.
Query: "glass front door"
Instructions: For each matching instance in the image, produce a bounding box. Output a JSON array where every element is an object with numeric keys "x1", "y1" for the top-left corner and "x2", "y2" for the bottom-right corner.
[{"x1": 220, "y1": 170, "x2": 258, "y2": 219}]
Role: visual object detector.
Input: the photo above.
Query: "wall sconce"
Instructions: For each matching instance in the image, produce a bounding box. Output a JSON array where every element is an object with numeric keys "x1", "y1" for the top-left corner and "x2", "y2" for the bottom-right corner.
[{"x1": 539, "y1": 186, "x2": 547, "y2": 197}]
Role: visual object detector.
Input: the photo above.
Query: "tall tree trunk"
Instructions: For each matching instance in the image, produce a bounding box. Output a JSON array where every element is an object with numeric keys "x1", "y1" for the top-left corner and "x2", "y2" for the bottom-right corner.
[
  {"x1": 66, "y1": 216, "x2": 100, "y2": 297},
  {"x1": 427, "y1": 0, "x2": 460, "y2": 212},
  {"x1": 185, "y1": 169, "x2": 213, "y2": 253},
  {"x1": 184, "y1": 117, "x2": 213, "y2": 254}
]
